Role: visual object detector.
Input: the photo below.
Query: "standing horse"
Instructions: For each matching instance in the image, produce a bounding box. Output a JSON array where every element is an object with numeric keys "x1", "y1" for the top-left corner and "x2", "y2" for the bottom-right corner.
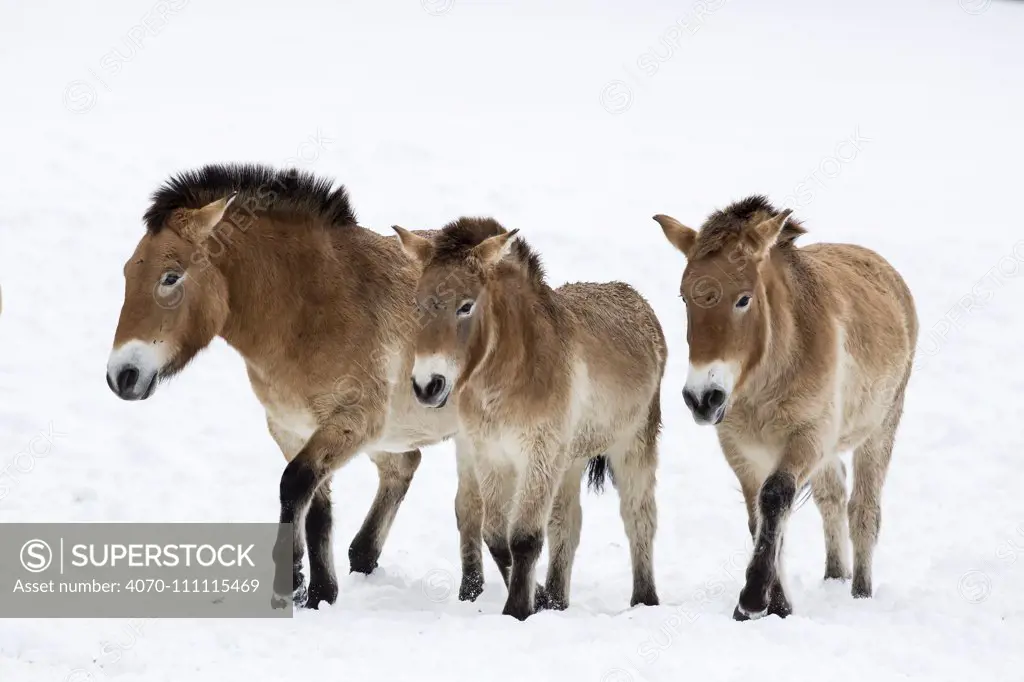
[
  {"x1": 394, "y1": 218, "x2": 665, "y2": 620},
  {"x1": 106, "y1": 164, "x2": 487, "y2": 608},
  {"x1": 654, "y1": 196, "x2": 917, "y2": 620}
]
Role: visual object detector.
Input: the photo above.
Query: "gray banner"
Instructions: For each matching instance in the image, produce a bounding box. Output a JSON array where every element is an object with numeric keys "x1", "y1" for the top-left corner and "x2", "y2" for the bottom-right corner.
[{"x1": 0, "y1": 523, "x2": 293, "y2": 618}]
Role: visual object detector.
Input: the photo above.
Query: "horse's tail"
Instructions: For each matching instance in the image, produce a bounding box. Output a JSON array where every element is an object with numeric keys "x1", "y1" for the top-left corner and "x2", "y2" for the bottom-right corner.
[{"x1": 586, "y1": 455, "x2": 613, "y2": 494}]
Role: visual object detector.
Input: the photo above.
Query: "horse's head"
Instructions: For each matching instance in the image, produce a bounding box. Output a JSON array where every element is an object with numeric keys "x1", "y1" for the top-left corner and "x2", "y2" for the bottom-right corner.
[
  {"x1": 655, "y1": 198, "x2": 803, "y2": 425},
  {"x1": 393, "y1": 219, "x2": 519, "y2": 409},
  {"x1": 107, "y1": 195, "x2": 234, "y2": 400}
]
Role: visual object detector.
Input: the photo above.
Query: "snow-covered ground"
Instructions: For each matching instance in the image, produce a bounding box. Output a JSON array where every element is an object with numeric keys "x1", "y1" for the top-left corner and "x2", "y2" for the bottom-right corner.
[{"x1": 2, "y1": 0, "x2": 1024, "y2": 679}]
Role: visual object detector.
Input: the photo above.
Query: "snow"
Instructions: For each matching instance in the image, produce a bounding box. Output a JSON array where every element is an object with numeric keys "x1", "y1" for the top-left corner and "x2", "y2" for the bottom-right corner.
[{"x1": 2, "y1": 0, "x2": 1023, "y2": 680}]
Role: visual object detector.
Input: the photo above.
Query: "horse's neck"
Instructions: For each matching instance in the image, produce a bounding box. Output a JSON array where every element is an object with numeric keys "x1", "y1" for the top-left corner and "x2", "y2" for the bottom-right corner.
[
  {"x1": 470, "y1": 279, "x2": 553, "y2": 390},
  {"x1": 750, "y1": 256, "x2": 802, "y2": 390},
  {"x1": 213, "y1": 221, "x2": 356, "y2": 362}
]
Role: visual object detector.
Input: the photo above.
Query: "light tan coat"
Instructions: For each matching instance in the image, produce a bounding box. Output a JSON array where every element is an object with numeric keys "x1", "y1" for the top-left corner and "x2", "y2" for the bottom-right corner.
[
  {"x1": 656, "y1": 195, "x2": 917, "y2": 620},
  {"x1": 396, "y1": 217, "x2": 666, "y2": 620}
]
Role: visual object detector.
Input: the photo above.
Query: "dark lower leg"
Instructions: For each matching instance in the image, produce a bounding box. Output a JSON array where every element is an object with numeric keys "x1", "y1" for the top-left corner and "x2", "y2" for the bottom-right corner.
[
  {"x1": 736, "y1": 471, "x2": 796, "y2": 618},
  {"x1": 504, "y1": 530, "x2": 544, "y2": 621},
  {"x1": 349, "y1": 451, "x2": 420, "y2": 574},
  {"x1": 273, "y1": 457, "x2": 321, "y2": 603},
  {"x1": 486, "y1": 534, "x2": 512, "y2": 587},
  {"x1": 766, "y1": 537, "x2": 791, "y2": 618},
  {"x1": 305, "y1": 485, "x2": 338, "y2": 608}
]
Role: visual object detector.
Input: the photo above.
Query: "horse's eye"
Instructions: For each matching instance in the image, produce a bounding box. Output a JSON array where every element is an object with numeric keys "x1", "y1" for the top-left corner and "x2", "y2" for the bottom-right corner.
[
  {"x1": 161, "y1": 272, "x2": 182, "y2": 287},
  {"x1": 456, "y1": 300, "x2": 475, "y2": 317},
  {"x1": 735, "y1": 294, "x2": 752, "y2": 309}
]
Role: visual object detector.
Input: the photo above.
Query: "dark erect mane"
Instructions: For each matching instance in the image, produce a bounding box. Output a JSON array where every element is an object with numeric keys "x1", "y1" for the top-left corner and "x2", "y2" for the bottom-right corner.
[
  {"x1": 143, "y1": 163, "x2": 357, "y2": 232},
  {"x1": 694, "y1": 194, "x2": 806, "y2": 259},
  {"x1": 431, "y1": 217, "x2": 546, "y2": 284}
]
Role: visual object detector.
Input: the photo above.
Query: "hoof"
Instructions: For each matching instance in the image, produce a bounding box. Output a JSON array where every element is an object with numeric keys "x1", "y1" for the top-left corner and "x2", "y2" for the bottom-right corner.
[
  {"x1": 543, "y1": 588, "x2": 569, "y2": 611},
  {"x1": 546, "y1": 597, "x2": 569, "y2": 611},
  {"x1": 851, "y1": 580, "x2": 872, "y2": 599},
  {"x1": 767, "y1": 581, "x2": 792, "y2": 618},
  {"x1": 273, "y1": 582, "x2": 308, "y2": 609},
  {"x1": 348, "y1": 545, "x2": 380, "y2": 575},
  {"x1": 306, "y1": 580, "x2": 339, "y2": 609},
  {"x1": 824, "y1": 558, "x2": 851, "y2": 582},
  {"x1": 534, "y1": 584, "x2": 552, "y2": 611},
  {"x1": 458, "y1": 572, "x2": 484, "y2": 602},
  {"x1": 630, "y1": 591, "x2": 660, "y2": 608},
  {"x1": 733, "y1": 604, "x2": 766, "y2": 621},
  {"x1": 502, "y1": 601, "x2": 534, "y2": 621},
  {"x1": 737, "y1": 584, "x2": 769, "y2": 617}
]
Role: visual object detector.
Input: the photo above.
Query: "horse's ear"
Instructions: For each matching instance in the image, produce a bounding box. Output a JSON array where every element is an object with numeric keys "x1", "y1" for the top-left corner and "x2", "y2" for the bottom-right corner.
[
  {"x1": 181, "y1": 193, "x2": 237, "y2": 244},
  {"x1": 653, "y1": 214, "x2": 697, "y2": 258},
  {"x1": 749, "y1": 210, "x2": 794, "y2": 256},
  {"x1": 473, "y1": 229, "x2": 520, "y2": 267},
  {"x1": 392, "y1": 225, "x2": 434, "y2": 264}
]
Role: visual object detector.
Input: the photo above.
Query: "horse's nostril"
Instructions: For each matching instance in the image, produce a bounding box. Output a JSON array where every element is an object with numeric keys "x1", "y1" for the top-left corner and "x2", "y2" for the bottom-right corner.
[
  {"x1": 116, "y1": 367, "x2": 139, "y2": 395},
  {"x1": 707, "y1": 388, "x2": 726, "y2": 409},
  {"x1": 682, "y1": 389, "x2": 698, "y2": 412},
  {"x1": 426, "y1": 375, "x2": 445, "y2": 399},
  {"x1": 412, "y1": 374, "x2": 447, "y2": 403}
]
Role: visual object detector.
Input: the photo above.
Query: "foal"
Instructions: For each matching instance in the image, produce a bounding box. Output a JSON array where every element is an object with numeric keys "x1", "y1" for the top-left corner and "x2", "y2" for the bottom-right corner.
[
  {"x1": 394, "y1": 218, "x2": 666, "y2": 620},
  {"x1": 655, "y1": 196, "x2": 917, "y2": 620},
  {"x1": 107, "y1": 164, "x2": 482, "y2": 608}
]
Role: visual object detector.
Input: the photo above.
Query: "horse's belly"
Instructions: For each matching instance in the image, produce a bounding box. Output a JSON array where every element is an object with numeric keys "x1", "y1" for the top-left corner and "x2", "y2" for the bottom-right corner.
[
  {"x1": 368, "y1": 406, "x2": 457, "y2": 454},
  {"x1": 266, "y1": 403, "x2": 318, "y2": 443}
]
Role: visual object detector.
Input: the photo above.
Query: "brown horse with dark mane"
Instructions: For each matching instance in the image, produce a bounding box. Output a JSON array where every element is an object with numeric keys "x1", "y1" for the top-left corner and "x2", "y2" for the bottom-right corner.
[{"x1": 107, "y1": 164, "x2": 488, "y2": 608}]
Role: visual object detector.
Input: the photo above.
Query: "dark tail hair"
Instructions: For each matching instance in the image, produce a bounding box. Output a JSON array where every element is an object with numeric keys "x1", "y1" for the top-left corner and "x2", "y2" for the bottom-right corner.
[{"x1": 586, "y1": 456, "x2": 613, "y2": 493}]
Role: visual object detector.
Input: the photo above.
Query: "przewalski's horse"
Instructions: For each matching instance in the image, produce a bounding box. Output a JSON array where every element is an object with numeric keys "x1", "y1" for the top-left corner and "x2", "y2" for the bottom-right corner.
[
  {"x1": 393, "y1": 218, "x2": 666, "y2": 620},
  {"x1": 106, "y1": 164, "x2": 483, "y2": 608},
  {"x1": 654, "y1": 196, "x2": 917, "y2": 620}
]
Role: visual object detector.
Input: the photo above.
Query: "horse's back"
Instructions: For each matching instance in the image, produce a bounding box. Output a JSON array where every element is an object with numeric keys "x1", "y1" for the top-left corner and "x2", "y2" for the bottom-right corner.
[
  {"x1": 803, "y1": 242, "x2": 916, "y2": 328},
  {"x1": 555, "y1": 281, "x2": 666, "y2": 402},
  {"x1": 800, "y1": 242, "x2": 918, "y2": 382}
]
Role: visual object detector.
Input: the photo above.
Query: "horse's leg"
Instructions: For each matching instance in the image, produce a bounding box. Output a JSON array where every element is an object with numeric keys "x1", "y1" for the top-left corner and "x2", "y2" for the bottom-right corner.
[
  {"x1": 811, "y1": 457, "x2": 851, "y2": 581},
  {"x1": 478, "y1": 457, "x2": 516, "y2": 590},
  {"x1": 272, "y1": 416, "x2": 378, "y2": 607},
  {"x1": 766, "y1": 535, "x2": 792, "y2": 618},
  {"x1": 608, "y1": 409, "x2": 661, "y2": 608},
  {"x1": 348, "y1": 450, "x2": 422, "y2": 575},
  {"x1": 454, "y1": 436, "x2": 485, "y2": 602},
  {"x1": 735, "y1": 432, "x2": 820, "y2": 621},
  {"x1": 267, "y1": 417, "x2": 336, "y2": 607},
  {"x1": 849, "y1": 377, "x2": 906, "y2": 598},
  {"x1": 478, "y1": 456, "x2": 550, "y2": 611},
  {"x1": 544, "y1": 459, "x2": 586, "y2": 610},
  {"x1": 304, "y1": 483, "x2": 338, "y2": 608},
  {"x1": 718, "y1": 433, "x2": 762, "y2": 540},
  {"x1": 504, "y1": 437, "x2": 563, "y2": 621}
]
